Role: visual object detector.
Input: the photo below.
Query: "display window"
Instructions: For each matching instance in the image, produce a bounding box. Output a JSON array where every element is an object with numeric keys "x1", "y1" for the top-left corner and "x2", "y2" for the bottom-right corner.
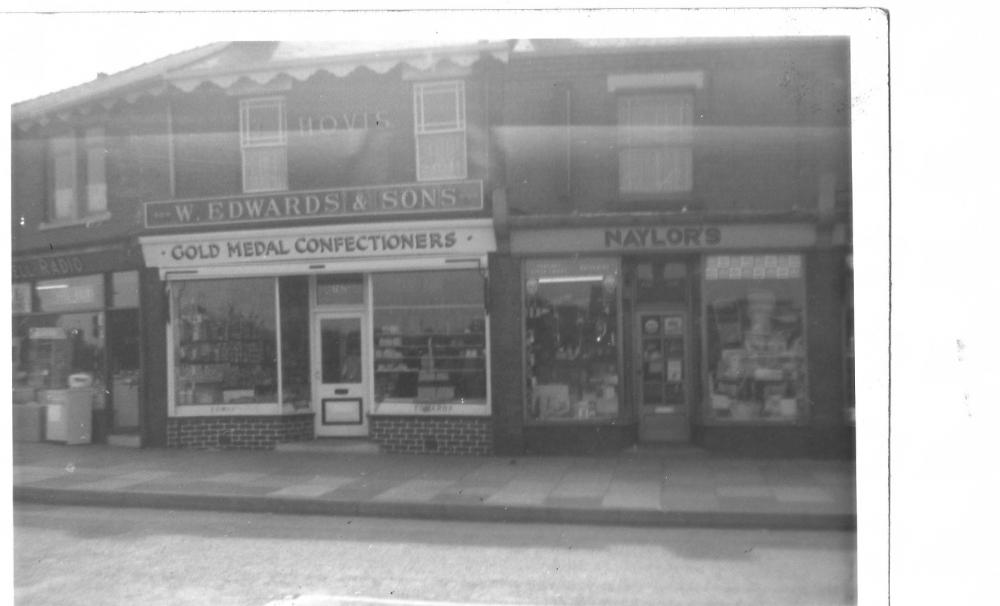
[
  {"x1": 524, "y1": 258, "x2": 621, "y2": 422},
  {"x1": 703, "y1": 254, "x2": 807, "y2": 423},
  {"x1": 13, "y1": 273, "x2": 108, "y2": 397},
  {"x1": 13, "y1": 313, "x2": 106, "y2": 392},
  {"x1": 372, "y1": 270, "x2": 487, "y2": 405},
  {"x1": 172, "y1": 278, "x2": 278, "y2": 407}
]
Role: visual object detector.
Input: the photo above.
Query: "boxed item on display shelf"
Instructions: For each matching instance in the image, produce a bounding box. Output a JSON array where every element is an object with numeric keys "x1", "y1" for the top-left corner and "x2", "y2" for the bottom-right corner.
[{"x1": 534, "y1": 384, "x2": 571, "y2": 418}]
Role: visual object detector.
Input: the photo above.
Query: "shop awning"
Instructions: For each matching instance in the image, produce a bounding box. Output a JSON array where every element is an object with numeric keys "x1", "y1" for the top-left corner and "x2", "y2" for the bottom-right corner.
[{"x1": 166, "y1": 40, "x2": 511, "y2": 92}]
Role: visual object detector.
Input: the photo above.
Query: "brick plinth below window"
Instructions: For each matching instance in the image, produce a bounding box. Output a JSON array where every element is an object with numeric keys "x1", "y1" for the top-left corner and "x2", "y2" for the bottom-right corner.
[
  {"x1": 370, "y1": 416, "x2": 493, "y2": 456},
  {"x1": 166, "y1": 414, "x2": 314, "y2": 450}
]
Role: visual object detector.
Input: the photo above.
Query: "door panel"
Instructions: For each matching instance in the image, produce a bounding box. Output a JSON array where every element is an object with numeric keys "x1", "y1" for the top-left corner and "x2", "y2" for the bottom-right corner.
[
  {"x1": 313, "y1": 313, "x2": 368, "y2": 437},
  {"x1": 636, "y1": 310, "x2": 691, "y2": 442}
]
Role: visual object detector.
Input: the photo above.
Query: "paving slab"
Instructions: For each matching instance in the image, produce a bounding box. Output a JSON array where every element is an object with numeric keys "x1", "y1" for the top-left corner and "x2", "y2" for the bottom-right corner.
[{"x1": 12, "y1": 442, "x2": 856, "y2": 530}]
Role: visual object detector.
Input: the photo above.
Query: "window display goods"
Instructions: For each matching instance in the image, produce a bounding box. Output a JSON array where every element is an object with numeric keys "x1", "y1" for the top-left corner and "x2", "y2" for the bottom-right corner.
[
  {"x1": 524, "y1": 258, "x2": 621, "y2": 422},
  {"x1": 704, "y1": 255, "x2": 807, "y2": 423}
]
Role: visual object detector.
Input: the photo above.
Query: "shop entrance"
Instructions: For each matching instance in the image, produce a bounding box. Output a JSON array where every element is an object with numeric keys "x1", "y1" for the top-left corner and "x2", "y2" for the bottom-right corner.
[
  {"x1": 312, "y1": 311, "x2": 368, "y2": 437},
  {"x1": 635, "y1": 307, "x2": 692, "y2": 442}
]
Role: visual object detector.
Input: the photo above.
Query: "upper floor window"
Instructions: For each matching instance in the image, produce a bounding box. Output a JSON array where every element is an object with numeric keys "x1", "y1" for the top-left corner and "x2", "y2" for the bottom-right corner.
[
  {"x1": 240, "y1": 97, "x2": 288, "y2": 193},
  {"x1": 48, "y1": 127, "x2": 107, "y2": 223},
  {"x1": 414, "y1": 81, "x2": 467, "y2": 181},
  {"x1": 617, "y1": 93, "x2": 693, "y2": 195}
]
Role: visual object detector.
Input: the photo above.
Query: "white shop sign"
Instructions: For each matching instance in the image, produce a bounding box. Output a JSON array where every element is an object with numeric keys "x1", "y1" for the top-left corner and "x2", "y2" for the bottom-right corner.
[{"x1": 141, "y1": 220, "x2": 496, "y2": 271}]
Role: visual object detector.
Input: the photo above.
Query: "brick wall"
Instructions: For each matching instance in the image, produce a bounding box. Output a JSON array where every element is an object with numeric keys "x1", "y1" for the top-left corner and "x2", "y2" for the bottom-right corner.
[
  {"x1": 369, "y1": 416, "x2": 493, "y2": 455},
  {"x1": 166, "y1": 413, "x2": 314, "y2": 450}
]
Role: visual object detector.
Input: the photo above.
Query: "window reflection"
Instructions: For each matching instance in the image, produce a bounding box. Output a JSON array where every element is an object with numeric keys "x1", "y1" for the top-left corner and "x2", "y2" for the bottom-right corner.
[
  {"x1": 525, "y1": 260, "x2": 620, "y2": 422},
  {"x1": 173, "y1": 279, "x2": 278, "y2": 406},
  {"x1": 372, "y1": 270, "x2": 486, "y2": 404},
  {"x1": 704, "y1": 255, "x2": 807, "y2": 423}
]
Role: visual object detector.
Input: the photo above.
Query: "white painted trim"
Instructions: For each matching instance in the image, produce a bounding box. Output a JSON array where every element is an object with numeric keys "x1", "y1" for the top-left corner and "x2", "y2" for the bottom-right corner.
[
  {"x1": 173, "y1": 403, "x2": 282, "y2": 417},
  {"x1": 158, "y1": 255, "x2": 487, "y2": 281},
  {"x1": 370, "y1": 402, "x2": 491, "y2": 417},
  {"x1": 607, "y1": 71, "x2": 705, "y2": 92},
  {"x1": 38, "y1": 211, "x2": 111, "y2": 231}
]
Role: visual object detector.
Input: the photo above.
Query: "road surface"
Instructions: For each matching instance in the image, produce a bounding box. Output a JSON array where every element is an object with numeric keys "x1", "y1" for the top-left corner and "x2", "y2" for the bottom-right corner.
[{"x1": 14, "y1": 504, "x2": 856, "y2": 606}]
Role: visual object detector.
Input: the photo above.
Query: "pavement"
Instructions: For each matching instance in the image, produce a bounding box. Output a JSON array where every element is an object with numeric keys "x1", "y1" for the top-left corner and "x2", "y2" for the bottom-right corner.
[{"x1": 11, "y1": 441, "x2": 855, "y2": 530}]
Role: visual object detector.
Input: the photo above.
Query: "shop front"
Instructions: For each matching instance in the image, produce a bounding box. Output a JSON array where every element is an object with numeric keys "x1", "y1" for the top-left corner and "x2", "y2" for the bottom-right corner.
[
  {"x1": 139, "y1": 218, "x2": 495, "y2": 453},
  {"x1": 11, "y1": 242, "x2": 145, "y2": 444},
  {"x1": 506, "y1": 220, "x2": 851, "y2": 456}
]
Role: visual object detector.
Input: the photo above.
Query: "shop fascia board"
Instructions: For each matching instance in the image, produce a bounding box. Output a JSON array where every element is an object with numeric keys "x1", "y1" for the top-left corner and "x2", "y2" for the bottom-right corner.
[
  {"x1": 139, "y1": 217, "x2": 495, "y2": 246},
  {"x1": 139, "y1": 218, "x2": 496, "y2": 279},
  {"x1": 505, "y1": 209, "x2": 833, "y2": 229}
]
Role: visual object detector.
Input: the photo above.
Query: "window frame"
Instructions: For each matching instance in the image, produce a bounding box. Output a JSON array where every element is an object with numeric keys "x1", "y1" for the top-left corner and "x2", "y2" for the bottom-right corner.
[
  {"x1": 370, "y1": 268, "x2": 491, "y2": 416},
  {"x1": 522, "y1": 257, "x2": 625, "y2": 425},
  {"x1": 84, "y1": 127, "x2": 108, "y2": 214},
  {"x1": 168, "y1": 276, "x2": 283, "y2": 417},
  {"x1": 413, "y1": 80, "x2": 468, "y2": 182},
  {"x1": 239, "y1": 96, "x2": 288, "y2": 194},
  {"x1": 49, "y1": 134, "x2": 78, "y2": 222},
  {"x1": 44, "y1": 128, "x2": 111, "y2": 228},
  {"x1": 616, "y1": 91, "x2": 695, "y2": 197}
]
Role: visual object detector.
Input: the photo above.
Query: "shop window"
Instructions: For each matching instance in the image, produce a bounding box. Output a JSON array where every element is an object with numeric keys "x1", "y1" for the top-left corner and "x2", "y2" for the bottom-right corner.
[
  {"x1": 47, "y1": 129, "x2": 107, "y2": 223},
  {"x1": 172, "y1": 278, "x2": 278, "y2": 407},
  {"x1": 617, "y1": 93, "x2": 693, "y2": 195},
  {"x1": 13, "y1": 313, "x2": 106, "y2": 392},
  {"x1": 372, "y1": 270, "x2": 486, "y2": 404},
  {"x1": 414, "y1": 81, "x2": 467, "y2": 181},
  {"x1": 524, "y1": 258, "x2": 621, "y2": 422},
  {"x1": 703, "y1": 255, "x2": 807, "y2": 423},
  {"x1": 240, "y1": 97, "x2": 288, "y2": 193}
]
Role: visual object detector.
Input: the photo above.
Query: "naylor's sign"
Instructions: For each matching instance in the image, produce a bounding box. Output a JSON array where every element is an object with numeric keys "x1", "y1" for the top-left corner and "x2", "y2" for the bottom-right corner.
[
  {"x1": 144, "y1": 180, "x2": 484, "y2": 228},
  {"x1": 141, "y1": 223, "x2": 496, "y2": 269},
  {"x1": 510, "y1": 224, "x2": 817, "y2": 254},
  {"x1": 604, "y1": 226, "x2": 722, "y2": 249}
]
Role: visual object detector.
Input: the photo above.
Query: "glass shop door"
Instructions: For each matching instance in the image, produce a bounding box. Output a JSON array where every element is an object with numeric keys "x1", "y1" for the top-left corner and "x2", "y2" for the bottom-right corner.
[
  {"x1": 312, "y1": 312, "x2": 368, "y2": 437},
  {"x1": 635, "y1": 308, "x2": 692, "y2": 442}
]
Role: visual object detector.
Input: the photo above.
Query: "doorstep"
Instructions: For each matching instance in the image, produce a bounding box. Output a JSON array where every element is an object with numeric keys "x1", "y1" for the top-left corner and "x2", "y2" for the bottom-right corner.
[
  {"x1": 274, "y1": 438, "x2": 382, "y2": 455},
  {"x1": 106, "y1": 433, "x2": 142, "y2": 448}
]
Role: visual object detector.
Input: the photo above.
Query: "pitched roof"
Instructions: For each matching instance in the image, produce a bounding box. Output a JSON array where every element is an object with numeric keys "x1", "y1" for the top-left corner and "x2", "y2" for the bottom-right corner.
[
  {"x1": 11, "y1": 40, "x2": 512, "y2": 126},
  {"x1": 11, "y1": 42, "x2": 231, "y2": 124},
  {"x1": 166, "y1": 40, "x2": 512, "y2": 91}
]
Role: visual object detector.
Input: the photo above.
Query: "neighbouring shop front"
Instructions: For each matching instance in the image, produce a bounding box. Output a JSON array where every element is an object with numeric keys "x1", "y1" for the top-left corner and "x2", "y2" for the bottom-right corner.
[
  {"x1": 139, "y1": 217, "x2": 496, "y2": 453},
  {"x1": 11, "y1": 242, "x2": 145, "y2": 444},
  {"x1": 505, "y1": 220, "x2": 853, "y2": 456}
]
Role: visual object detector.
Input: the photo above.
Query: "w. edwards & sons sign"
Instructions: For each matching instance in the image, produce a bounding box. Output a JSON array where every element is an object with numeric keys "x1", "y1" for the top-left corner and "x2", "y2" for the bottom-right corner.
[{"x1": 144, "y1": 180, "x2": 483, "y2": 228}]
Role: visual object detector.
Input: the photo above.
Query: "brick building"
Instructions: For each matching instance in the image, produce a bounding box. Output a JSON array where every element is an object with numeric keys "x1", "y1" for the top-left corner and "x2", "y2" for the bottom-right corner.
[{"x1": 11, "y1": 39, "x2": 853, "y2": 457}]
